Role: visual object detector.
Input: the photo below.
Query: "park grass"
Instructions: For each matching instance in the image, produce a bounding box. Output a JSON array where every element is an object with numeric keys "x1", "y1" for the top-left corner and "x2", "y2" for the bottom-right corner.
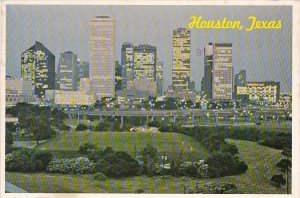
[
  {"x1": 225, "y1": 139, "x2": 289, "y2": 193},
  {"x1": 39, "y1": 132, "x2": 208, "y2": 161},
  {"x1": 6, "y1": 139, "x2": 288, "y2": 193}
]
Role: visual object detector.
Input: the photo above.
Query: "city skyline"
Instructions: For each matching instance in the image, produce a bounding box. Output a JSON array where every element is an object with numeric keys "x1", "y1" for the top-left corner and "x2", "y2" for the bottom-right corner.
[{"x1": 6, "y1": 5, "x2": 292, "y2": 92}]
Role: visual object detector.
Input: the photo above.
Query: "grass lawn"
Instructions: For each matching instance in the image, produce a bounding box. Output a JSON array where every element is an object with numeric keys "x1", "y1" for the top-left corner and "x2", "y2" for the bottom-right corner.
[
  {"x1": 6, "y1": 139, "x2": 289, "y2": 193},
  {"x1": 39, "y1": 132, "x2": 208, "y2": 161},
  {"x1": 224, "y1": 139, "x2": 289, "y2": 193}
]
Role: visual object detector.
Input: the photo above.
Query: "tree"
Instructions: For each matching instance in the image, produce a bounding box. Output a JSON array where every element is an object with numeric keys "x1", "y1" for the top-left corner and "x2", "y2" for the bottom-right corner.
[
  {"x1": 140, "y1": 145, "x2": 158, "y2": 176},
  {"x1": 206, "y1": 152, "x2": 248, "y2": 178},
  {"x1": 5, "y1": 128, "x2": 13, "y2": 144},
  {"x1": 76, "y1": 123, "x2": 88, "y2": 131},
  {"x1": 277, "y1": 159, "x2": 291, "y2": 172},
  {"x1": 270, "y1": 174, "x2": 286, "y2": 187}
]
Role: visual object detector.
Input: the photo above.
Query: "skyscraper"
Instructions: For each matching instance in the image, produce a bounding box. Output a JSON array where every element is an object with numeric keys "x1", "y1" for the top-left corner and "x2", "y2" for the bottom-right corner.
[
  {"x1": 21, "y1": 41, "x2": 55, "y2": 98},
  {"x1": 77, "y1": 59, "x2": 89, "y2": 79},
  {"x1": 156, "y1": 60, "x2": 164, "y2": 96},
  {"x1": 235, "y1": 70, "x2": 246, "y2": 86},
  {"x1": 212, "y1": 43, "x2": 233, "y2": 100},
  {"x1": 234, "y1": 70, "x2": 246, "y2": 99},
  {"x1": 89, "y1": 16, "x2": 115, "y2": 99},
  {"x1": 121, "y1": 42, "x2": 134, "y2": 86},
  {"x1": 172, "y1": 28, "x2": 191, "y2": 91},
  {"x1": 133, "y1": 44, "x2": 157, "y2": 81},
  {"x1": 115, "y1": 61, "x2": 124, "y2": 91},
  {"x1": 203, "y1": 43, "x2": 214, "y2": 99},
  {"x1": 58, "y1": 51, "x2": 78, "y2": 91}
]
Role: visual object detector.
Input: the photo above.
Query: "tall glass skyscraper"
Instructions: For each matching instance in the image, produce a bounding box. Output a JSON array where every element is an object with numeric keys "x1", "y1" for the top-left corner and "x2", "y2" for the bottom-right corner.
[
  {"x1": 133, "y1": 44, "x2": 157, "y2": 81},
  {"x1": 212, "y1": 43, "x2": 233, "y2": 100},
  {"x1": 58, "y1": 51, "x2": 78, "y2": 91},
  {"x1": 21, "y1": 41, "x2": 55, "y2": 98},
  {"x1": 172, "y1": 28, "x2": 191, "y2": 91},
  {"x1": 89, "y1": 16, "x2": 115, "y2": 99},
  {"x1": 121, "y1": 42, "x2": 134, "y2": 84},
  {"x1": 203, "y1": 43, "x2": 214, "y2": 99}
]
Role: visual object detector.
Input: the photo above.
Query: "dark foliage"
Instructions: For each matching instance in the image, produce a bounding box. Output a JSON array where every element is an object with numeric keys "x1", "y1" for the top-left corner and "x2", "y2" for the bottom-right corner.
[
  {"x1": 270, "y1": 174, "x2": 286, "y2": 187},
  {"x1": 276, "y1": 159, "x2": 291, "y2": 172},
  {"x1": 206, "y1": 152, "x2": 248, "y2": 178},
  {"x1": 6, "y1": 148, "x2": 52, "y2": 172},
  {"x1": 75, "y1": 123, "x2": 89, "y2": 131}
]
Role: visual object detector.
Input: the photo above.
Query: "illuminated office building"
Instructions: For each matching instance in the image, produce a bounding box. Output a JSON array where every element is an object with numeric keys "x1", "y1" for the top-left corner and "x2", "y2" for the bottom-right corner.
[
  {"x1": 172, "y1": 28, "x2": 191, "y2": 91},
  {"x1": 21, "y1": 41, "x2": 55, "y2": 98},
  {"x1": 89, "y1": 16, "x2": 116, "y2": 99},
  {"x1": 212, "y1": 43, "x2": 233, "y2": 100},
  {"x1": 133, "y1": 44, "x2": 157, "y2": 81},
  {"x1": 58, "y1": 51, "x2": 78, "y2": 90}
]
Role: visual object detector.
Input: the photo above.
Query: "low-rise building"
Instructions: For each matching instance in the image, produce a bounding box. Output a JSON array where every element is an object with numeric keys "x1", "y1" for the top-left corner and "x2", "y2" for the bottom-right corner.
[
  {"x1": 236, "y1": 81, "x2": 280, "y2": 104},
  {"x1": 5, "y1": 78, "x2": 34, "y2": 106}
]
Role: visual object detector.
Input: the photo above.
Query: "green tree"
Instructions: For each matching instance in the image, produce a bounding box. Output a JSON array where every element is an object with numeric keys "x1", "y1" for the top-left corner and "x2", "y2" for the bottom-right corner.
[
  {"x1": 270, "y1": 174, "x2": 286, "y2": 187},
  {"x1": 5, "y1": 128, "x2": 13, "y2": 144},
  {"x1": 140, "y1": 145, "x2": 158, "y2": 176},
  {"x1": 276, "y1": 159, "x2": 291, "y2": 172}
]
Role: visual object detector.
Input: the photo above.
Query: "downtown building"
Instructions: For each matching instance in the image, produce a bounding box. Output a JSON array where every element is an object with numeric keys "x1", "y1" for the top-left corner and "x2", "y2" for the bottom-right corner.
[
  {"x1": 202, "y1": 43, "x2": 233, "y2": 100},
  {"x1": 156, "y1": 60, "x2": 164, "y2": 96},
  {"x1": 21, "y1": 41, "x2": 55, "y2": 98},
  {"x1": 234, "y1": 70, "x2": 246, "y2": 100},
  {"x1": 77, "y1": 59, "x2": 89, "y2": 79},
  {"x1": 89, "y1": 16, "x2": 116, "y2": 99},
  {"x1": 57, "y1": 51, "x2": 79, "y2": 90},
  {"x1": 172, "y1": 28, "x2": 191, "y2": 91},
  {"x1": 120, "y1": 43, "x2": 158, "y2": 97},
  {"x1": 45, "y1": 78, "x2": 95, "y2": 106},
  {"x1": 236, "y1": 81, "x2": 280, "y2": 104},
  {"x1": 6, "y1": 76, "x2": 34, "y2": 106}
]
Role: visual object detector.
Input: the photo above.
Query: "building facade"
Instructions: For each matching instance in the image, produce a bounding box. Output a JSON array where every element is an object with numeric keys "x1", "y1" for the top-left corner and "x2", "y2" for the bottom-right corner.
[
  {"x1": 77, "y1": 59, "x2": 89, "y2": 79},
  {"x1": 21, "y1": 41, "x2": 55, "y2": 98},
  {"x1": 133, "y1": 44, "x2": 157, "y2": 81},
  {"x1": 203, "y1": 43, "x2": 213, "y2": 99},
  {"x1": 6, "y1": 77, "x2": 34, "y2": 106},
  {"x1": 236, "y1": 81, "x2": 280, "y2": 104},
  {"x1": 172, "y1": 28, "x2": 191, "y2": 91},
  {"x1": 234, "y1": 70, "x2": 246, "y2": 99},
  {"x1": 156, "y1": 61, "x2": 164, "y2": 96},
  {"x1": 115, "y1": 61, "x2": 124, "y2": 91},
  {"x1": 121, "y1": 42, "x2": 134, "y2": 85},
  {"x1": 89, "y1": 16, "x2": 115, "y2": 99},
  {"x1": 57, "y1": 51, "x2": 79, "y2": 90},
  {"x1": 212, "y1": 43, "x2": 233, "y2": 100}
]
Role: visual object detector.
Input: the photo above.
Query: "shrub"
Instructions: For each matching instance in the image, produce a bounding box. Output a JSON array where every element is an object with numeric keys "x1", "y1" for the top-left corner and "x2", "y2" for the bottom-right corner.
[
  {"x1": 135, "y1": 189, "x2": 144, "y2": 193},
  {"x1": 32, "y1": 149, "x2": 52, "y2": 171},
  {"x1": 276, "y1": 159, "x2": 291, "y2": 172},
  {"x1": 60, "y1": 124, "x2": 71, "y2": 131},
  {"x1": 281, "y1": 148, "x2": 292, "y2": 157},
  {"x1": 270, "y1": 174, "x2": 286, "y2": 187},
  {"x1": 147, "y1": 121, "x2": 160, "y2": 127},
  {"x1": 93, "y1": 172, "x2": 107, "y2": 181},
  {"x1": 179, "y1": 160, "x2": 208, "y2": 178},
  {"x1": 76, "y1": 123, "x2": 89, "y2": 131},
  {"x1": 206, "y1": 152, "x2": 248, "y2": 178},
  {"x1": 203, "y1": 182, "x2": 239, "y2": 194},
  {"x1": 79, "y1": 143, "x2": 97, "y2": 155},
  {"x1": 46, "y1": 157, "x2": 95, "y2": 174},
  {"x1": 5, "y1": 148, "x2": 52, "y2": 172},
  {"x1": 5, "y1": 128, "x2": 14, "y2": 145}
]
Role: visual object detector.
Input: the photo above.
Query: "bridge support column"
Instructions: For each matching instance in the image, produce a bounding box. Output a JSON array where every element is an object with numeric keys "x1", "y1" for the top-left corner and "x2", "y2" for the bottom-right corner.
[
  {"x1": 151, "y1": 116, "x2": 154, "y2": 122},
  {"x1": 100, "y1": 115, "x2": 103, "y2": 123},
  {"x1": 173, "y1": 116, "x2": 176, "y2": 123}
]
